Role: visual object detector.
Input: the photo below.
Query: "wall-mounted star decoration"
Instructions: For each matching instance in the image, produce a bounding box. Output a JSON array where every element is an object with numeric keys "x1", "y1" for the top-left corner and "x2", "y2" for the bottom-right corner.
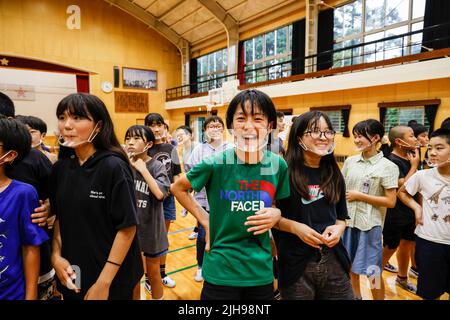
[{"x1": 0, "y1": 58, "x2": 9, "y2": 66}]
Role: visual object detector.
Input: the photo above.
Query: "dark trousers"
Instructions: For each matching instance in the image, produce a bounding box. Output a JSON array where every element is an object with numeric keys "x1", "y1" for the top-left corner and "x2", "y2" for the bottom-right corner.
[
  {"x1": 280, "y1": 247, "x2": 354, "y2": 300},
  {"x1": 201, "y1": 281, "x2": 274, "y2": 300}
]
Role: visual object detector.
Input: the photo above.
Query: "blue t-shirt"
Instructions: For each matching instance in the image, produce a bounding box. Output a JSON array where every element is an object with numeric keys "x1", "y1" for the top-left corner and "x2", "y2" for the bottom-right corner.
[{"x1": 0, "y1": 180, "x2": 49, "y2": 300}]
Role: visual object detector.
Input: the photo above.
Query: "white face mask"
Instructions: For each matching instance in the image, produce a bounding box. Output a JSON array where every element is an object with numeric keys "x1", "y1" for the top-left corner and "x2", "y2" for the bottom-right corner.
[
  {"x1": 299, "y1": 138, "x2": 336, "y2": 156},
  {"x1": 425, "y1": 156, "x2": 450, "y2": 168},
  {"x1": 58, "y1": 122, "x2": 100, "y2": 148},
  {"x1": 32, "y1": 139, "x2": 43, "y2": 149},
  {"x1": 233, "y1": 132, "x2": 269, "y2": 153},
  {"x1": 0, "y1": 151, "x2": 13, "y2": 166},
  {"x1": 127, "y1": 143, "x2": 151, "y2": 159},
  {"x1": 397, "y1": 138, "x2": 420, "y2": 150},
  {"x1": 354, "y1": 137, "x2": 379, "y2": 153}
]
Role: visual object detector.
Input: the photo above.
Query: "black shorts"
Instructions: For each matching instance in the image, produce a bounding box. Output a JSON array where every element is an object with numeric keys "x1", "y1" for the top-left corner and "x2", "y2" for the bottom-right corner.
[
  {"x1": 383, "y1": 213, "x2": 416, "y2": 249},
  {"x1": 415, "y1": 236, "x2": 450, "y2": 300},
  {"x1": 201, "y1": 281, "x2": 274, "y2": 300}
]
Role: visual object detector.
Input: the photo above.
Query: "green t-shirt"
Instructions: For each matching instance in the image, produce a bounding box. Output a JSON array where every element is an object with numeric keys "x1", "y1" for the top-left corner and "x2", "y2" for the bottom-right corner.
[{"x1": 186, "y1": 148, "x2": 290, "y2": 287}]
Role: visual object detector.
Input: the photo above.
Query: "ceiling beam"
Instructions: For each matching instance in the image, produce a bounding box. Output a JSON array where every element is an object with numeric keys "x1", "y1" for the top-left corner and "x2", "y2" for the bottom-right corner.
[
  {"x1": 197, "y1": 0, "x2": 238, "y2": 34},
  {"x1": 158, "y1": 0, "x2": 188, "y2": 21},
  {"x1": 180, "y1": 17, "x2": 217, "y2": 36},
  {"x1": 104, "y1": 0, "x2": 188, "y2": 52},
  {"x1": 168, "y1": 6, "x2": 201, "y2": 28}
]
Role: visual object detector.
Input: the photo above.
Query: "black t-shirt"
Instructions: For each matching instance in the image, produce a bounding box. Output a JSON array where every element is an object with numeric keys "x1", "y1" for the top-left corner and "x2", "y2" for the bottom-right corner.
[
  {"x1": 386, "y1": 153, "x2": 416, "y2": 222},
  {"x1": 6, "y1": 148, "x2": 51, "y2": 200},
  {"x1": 273, "y1": 166, "x2": 350, "y2": 289},
  {"x1": 50, "y1": 150, "x2": 143, "y2": 299},
  {"x1": 148, "y1": 143, "x2": 181, "y2": 183},
  {"x1": 6, "y1": 148, "x2": 53, "y2": 277}
]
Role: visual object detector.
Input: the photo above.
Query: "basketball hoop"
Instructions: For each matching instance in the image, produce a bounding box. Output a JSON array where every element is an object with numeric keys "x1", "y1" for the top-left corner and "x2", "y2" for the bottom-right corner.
[{"x1": 205, "y1": 102, "x2": 216, "y2": 114}]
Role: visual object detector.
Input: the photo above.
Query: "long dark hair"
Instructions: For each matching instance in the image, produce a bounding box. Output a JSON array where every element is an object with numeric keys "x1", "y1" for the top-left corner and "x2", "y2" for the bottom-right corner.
[
  {"x1": 285, "y1": 111, "x2": 342, "y2": 203},
  {"x1": 56, "y1": 93, "x2": 128, "y2": 162}
]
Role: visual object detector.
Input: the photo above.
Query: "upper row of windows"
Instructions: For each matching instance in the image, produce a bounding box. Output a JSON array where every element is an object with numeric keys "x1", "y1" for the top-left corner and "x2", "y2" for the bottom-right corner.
[{"x1": 196, "y1": 0, "x2": 426, "y2": 91}]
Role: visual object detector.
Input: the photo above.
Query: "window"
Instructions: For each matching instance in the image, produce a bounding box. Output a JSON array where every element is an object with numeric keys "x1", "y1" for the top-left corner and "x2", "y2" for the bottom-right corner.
[
  {"x1": 323, "y1": 110, "x2": 345, "y2": 133},
  {"x1": 309, "y1": 105, "x2": 351, "y2": 135},
  {"x1": 383, "y1": 106, "x2": 429, "y2": 133},
  {"x1": 196, "y1": 48, "x2": 228, "y2": 93},
  {"x1": 333, "y1": 0, "x2": 426, "y2": 68},
  {"x1": 244, "y1": 25, "x2": 293, "y2": 83}
]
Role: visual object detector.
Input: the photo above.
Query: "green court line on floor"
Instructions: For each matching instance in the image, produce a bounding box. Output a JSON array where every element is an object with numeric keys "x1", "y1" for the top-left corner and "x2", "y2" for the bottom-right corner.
[
  {"x1": 168, "y1": 227, "x2": 194, "y2": 235},
  {"x1": 167, "y1": 264, "x2": 197, "y2": 276},
  {"x1": 168, "y1": 244, "x2": 196, "y2": 254},
  {"x1": 139, "y1": 264, "x2": 197, "y2": 284}
]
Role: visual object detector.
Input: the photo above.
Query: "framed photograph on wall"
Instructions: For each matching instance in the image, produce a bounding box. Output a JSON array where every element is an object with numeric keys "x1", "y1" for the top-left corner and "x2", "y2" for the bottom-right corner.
[{"x1": 122, "y1": 67, "x2": 157, "y2": 90}]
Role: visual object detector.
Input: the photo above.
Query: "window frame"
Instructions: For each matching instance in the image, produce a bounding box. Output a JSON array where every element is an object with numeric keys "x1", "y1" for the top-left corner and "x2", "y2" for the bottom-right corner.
[
  {"x1": 244, "y1": 24, "x2": 293, "y2": 83},
  {"x1": 310, "y1": 105, "x2": 352, "y2": 134},
  {"x1": 333, "y1": 0, "x2": 425, "y2": 68}
]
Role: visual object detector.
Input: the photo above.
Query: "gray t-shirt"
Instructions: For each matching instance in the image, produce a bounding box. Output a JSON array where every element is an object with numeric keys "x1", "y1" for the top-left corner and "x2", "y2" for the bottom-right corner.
[{"x1": 133, "y1": 158, "x2": 170, "y2": 255}]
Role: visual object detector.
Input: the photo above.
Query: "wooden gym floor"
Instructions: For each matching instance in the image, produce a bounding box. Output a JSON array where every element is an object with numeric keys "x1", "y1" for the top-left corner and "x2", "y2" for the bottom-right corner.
[{"x1": 137, "y1": 202, "x2": 448, "y2": 301}]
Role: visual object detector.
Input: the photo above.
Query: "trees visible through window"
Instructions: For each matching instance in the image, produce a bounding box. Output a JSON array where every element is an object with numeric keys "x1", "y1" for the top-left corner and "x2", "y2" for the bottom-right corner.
[
  {"x1": 244, "y1": 25, "x2": 293, "y2": 84},
  {"x1": 383, "y1": 106, "x2": 429, "y2": 134},
  {"x1": 197, "y1": 48, "x2": 228, "y2": 93},
  {"x1": 333, "y1": 0, "x2": 425, "y2": 68}
]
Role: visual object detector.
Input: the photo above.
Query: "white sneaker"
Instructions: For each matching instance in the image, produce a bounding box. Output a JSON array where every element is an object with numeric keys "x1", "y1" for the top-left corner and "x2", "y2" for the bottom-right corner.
[
  {"x1": 144, "y1": 281, "x2": 152, "y2": 294},
  {"x1": 188, "y1": 232, "x2": 198, "y2": 240},
  {"x1": 162, "y1": 276, "x2": 176, "y2": 288},
  {"x1": 194, "y1": 268, "x2": 203, "y2": 282}
]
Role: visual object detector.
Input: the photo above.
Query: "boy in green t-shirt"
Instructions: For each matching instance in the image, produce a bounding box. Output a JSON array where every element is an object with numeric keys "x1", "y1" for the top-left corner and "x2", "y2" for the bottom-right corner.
[{"x1": 171, "y1": 89, "x2": 290, "y2": 300}]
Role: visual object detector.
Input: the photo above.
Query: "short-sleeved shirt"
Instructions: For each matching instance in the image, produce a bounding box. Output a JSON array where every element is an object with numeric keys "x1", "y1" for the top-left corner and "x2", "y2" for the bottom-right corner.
[
  {"x1": 185, "y1": 141, "x2": 232, "y2": 210},
  {"x1": 0, "y1": 180, "x2": 49, "y2": 300},
  {"x1": 386, "y1": 153, "x2": 417, "y2": 222},
  {"x1": 186, "y1": 149, "x2": 290, "y2": 287},
  {"x1": 148, "y1": 143, "x2": 181, "y2": 183},
  {"x1": 179, "y1": 142, "x2": 198, "y2": 173},
  {"x1": 6, "y1": 148, "x2": 53, "y2": 279},
  {"x1": 49, "y1": 150, "x2": 143, "y2": 299},
  {"x1": 405, "y1": 168, "x2": 450, "y2": 245},
  {"x1": 133, "y1": 158, "x2": 170, "y2": 254},
  {"x1": 273, "y1": 166, "x2": 350, "y2": 289},
  {"x1": 342, "y1": 152, "x2": 399, "y2": 231}
]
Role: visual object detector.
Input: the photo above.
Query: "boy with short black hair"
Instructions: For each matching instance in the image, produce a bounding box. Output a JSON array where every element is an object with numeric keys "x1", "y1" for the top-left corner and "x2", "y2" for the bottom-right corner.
[
  {"x1": 16, "y1": 115, "x2": 57, "y2": 163},
  {"x1": 0, "y1": 116, "x2": 49, "y2": 299},
  {"x1": 1, "y1": 94, "x2": 55, "y2": 300},
  {"x1": 171, "y1": 89, "x2": 290, "y2": 300},
  {"x1": 398, "y1": 128, "x2": 450, "y2": 300}
]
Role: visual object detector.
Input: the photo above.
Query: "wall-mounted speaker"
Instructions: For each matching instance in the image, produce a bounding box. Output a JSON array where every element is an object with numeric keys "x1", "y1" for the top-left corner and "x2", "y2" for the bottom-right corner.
[{"x1": 113, "y1": 66, "x2": 120, "y2": 88}]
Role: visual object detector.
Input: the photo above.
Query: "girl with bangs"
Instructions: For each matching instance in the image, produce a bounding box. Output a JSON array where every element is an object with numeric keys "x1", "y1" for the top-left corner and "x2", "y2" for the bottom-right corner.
[
  {"x1": 50, "y1": 93, "x2": 143, "y2": 300},
  {"x1": 342, "y1": 119, "x2": 399, "y2": 300},
  {"x1": 124, "y1": 125, "x2": 170, "y2": 300},
  {"x1": 273, "y1": 110, "x2": 354, "y2": 300}
]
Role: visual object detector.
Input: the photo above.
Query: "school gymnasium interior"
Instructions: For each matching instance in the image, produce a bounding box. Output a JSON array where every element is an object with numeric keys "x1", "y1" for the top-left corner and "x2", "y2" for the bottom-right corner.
[{"x1": 1, "y1": 0, "x2": 449, "y2": 300}]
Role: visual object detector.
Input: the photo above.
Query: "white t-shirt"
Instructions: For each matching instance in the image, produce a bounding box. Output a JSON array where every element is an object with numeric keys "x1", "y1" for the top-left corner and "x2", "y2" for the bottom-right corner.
[{"x1": 405, "y1": 168, "x2": 450, "y2": 245}]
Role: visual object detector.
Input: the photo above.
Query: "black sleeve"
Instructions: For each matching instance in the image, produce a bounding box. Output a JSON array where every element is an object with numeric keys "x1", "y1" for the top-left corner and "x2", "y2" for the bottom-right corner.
[
  {"x1": 276, "y1": 195, "x2": 294, "y2": 220},
  {"x1": 36, "y1": 151, "x2": 52, "y2": 200},
  {"x1": 389, "y1": 156, "x2": 406, "y2": 179},
  {"x1": 171, "y1": 148, "x2": 182, "y2": 177},
  {"x1": 108, "y1": 160, "x2": 138, "y2": 230},
  {"x1": 49, "y1": 162, "x2": 59, "y2": 218},
  {"x1": 336, "y1": 174, "x2": 349, "y2": 220}
]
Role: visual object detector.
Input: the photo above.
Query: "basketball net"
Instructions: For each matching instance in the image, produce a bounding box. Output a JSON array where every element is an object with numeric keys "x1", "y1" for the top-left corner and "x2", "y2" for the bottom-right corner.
[{"x1": 205, "y1": 102, "x2": 216, "y2": 114}]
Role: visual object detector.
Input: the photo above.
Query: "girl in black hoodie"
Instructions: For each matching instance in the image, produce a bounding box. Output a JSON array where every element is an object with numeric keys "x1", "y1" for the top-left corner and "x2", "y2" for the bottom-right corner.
[{"x1": 50, "y1": 93, "x2": 143, "y2": 300}]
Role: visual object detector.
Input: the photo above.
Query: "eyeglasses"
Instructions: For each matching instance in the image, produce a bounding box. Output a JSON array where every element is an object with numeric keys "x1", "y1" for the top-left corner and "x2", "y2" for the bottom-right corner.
[
  {"x1": 206, "y1": 125, "x2": 223, "y2": 130},
  {"x1": 304, "y1": 129, "x2": 336, "y2": 139}
]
